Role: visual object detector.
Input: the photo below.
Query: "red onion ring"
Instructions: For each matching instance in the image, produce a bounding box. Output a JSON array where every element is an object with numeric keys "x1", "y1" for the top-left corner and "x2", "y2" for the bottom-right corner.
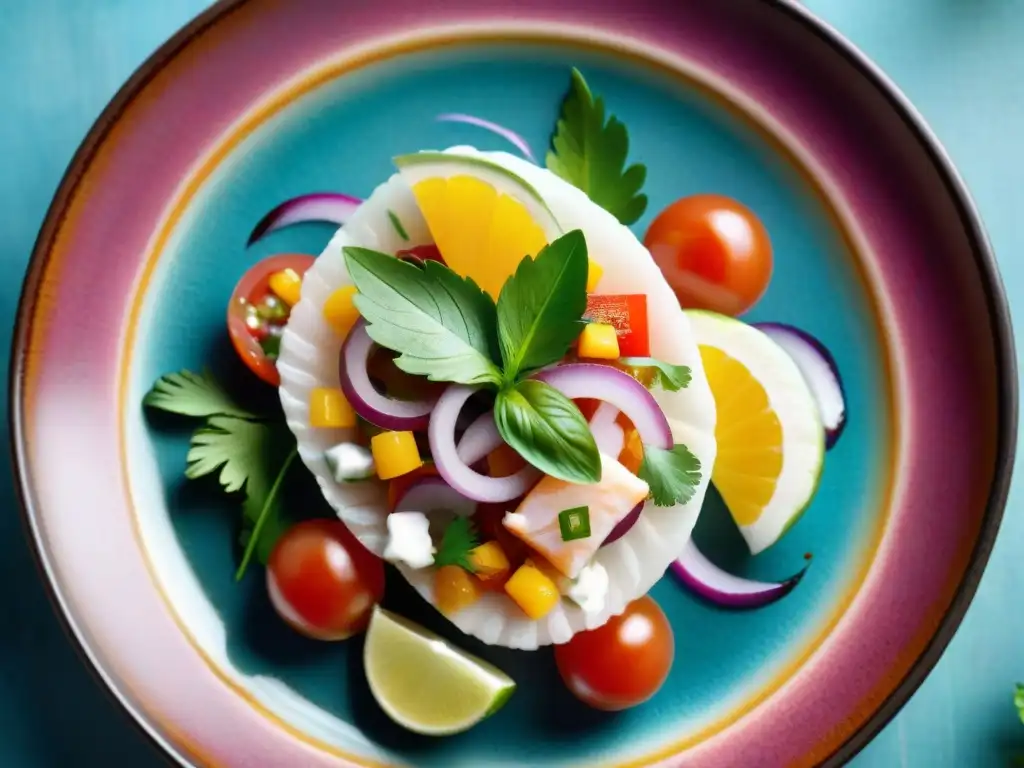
[
  {"x1": 248, "y1": 193, "x2": 362, "y2": 245},
  {"x1": 670, "y1": 540, "x2": 807, "y2": 609},
  {"x1": 339, "y1": 321, "x2": 437, "y2": 431},
  {"x1": 435, "y1": 113, "x2": 536, "y2": 162},
  {"x1": 601, "y1": 501, "x2": 643, "y2": 547},
  {"x1": 429, "y1": 386, "x2": 541, "y2": 503},
  {"x1": 394, "y1": 476, "x2": 477, "y2": 519},
  {"x1": 535, "y1": 364, "x2": 673, "y2": 450},
  {"x1": 457, "y1": 413, "x2": 503, "y2": 467}
]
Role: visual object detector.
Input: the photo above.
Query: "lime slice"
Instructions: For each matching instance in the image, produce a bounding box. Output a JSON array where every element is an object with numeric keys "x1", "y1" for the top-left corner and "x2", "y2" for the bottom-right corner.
[
  {"x1": 363, "y1": 607, "x2": 516, "y2": 735},
  {"x1": 394, "y1": 151, "x2": 562, "y2": 298},
  {"x1": 687, "y1": 310, "x2": 825, "y2": 555}
]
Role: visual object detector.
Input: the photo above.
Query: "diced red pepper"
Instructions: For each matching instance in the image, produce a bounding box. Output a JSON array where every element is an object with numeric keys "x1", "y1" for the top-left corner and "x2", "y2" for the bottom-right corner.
[
  {"x1": 397, "y1": 244, "x2": 446, "y2": 265},
  {"x1": 583, "y1": 294, "x2": 650, "y2": 357}
]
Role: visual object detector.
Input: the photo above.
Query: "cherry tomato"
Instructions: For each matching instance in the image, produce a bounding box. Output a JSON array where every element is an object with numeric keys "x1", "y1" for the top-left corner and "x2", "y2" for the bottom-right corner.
[
  {"x1": 228, "y1": 254, "x2": 315, "y2": 386},
  {"x1": 266, "y1": 519, "x2": 384, "y2": 641},
  {"x1": 554, "y1": 595, "x2": 674, "y2": 710},
  {"x1": 644, "y1": 195, "x2": 772, "y2": 316}
]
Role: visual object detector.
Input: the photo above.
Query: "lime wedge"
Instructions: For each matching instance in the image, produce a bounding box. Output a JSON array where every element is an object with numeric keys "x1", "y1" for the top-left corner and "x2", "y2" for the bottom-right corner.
[{"x1": 363, "y1": 607, "x2": 516, "y2": 735}]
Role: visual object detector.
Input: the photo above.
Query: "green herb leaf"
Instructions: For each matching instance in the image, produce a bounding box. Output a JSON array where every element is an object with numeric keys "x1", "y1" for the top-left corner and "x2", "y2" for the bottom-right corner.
[
  {"x1": 496, "y1": 230, "x2": 589, "y2": 382},
  {"x1": 638, "y1": 443, "x2": 702, "y2": 507},
  {"x1": 620, "y1": 357, "x2": 692, "y2": 392},
  {"x1": 236, "y1": 448, "x2": 297, "y2": 580},
  {"x1": 435, "y1": 517, "x2": 479, "y2": 572},
  {"x1": 143, "y1": 370, "x2": 256, "y2": 419},
  {"x1": 546, "y1": 68, "x2": 648, "y2": 226},
  {"x1": 1015, "y1": 683, "x2": 1024, "y2": 724},
  {"x1": 495, "y1": 379, "x2": 600, "y2": 484},
  {"x1": 388, "y1": 209, "x2": 409, "y2": 241},
  {"x1": 344, "y1": 247, "x2": 503, "y2": 387},
  {"x1": 186, "y1": 415, "x2": 295, "y2": 565},
  {"x1": 558, "y1": 506, "x2": 591, "y2": 541}
]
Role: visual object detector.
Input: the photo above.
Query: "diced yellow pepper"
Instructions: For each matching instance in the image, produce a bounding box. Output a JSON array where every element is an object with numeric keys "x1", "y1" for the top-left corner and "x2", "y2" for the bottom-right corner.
[
  {"x1": 435, "y1": 565, "x2": 481, "y2": 615},
  {"x1": 619, "y1": 428, "x2": 644, "y2": 474},
  {"x1": 578, "y1": 322, "x2": 620, "y2": 359},
  {"x1": 370, "y1": 431, "x2": 423, "y2": 480},
  {"x1": 323, "y1": 285, "x2": 360, "y2": 337},
  {"x1": 586, "y1": 259, "x2": 604, "y2": 292},
  {"x1": 504, "y1": 562, "x2": 560, "y2": 619},
  {"x1": 309, "y1": 387, "x2": 356, "y2": 428},
  {"x1": 268, "y1": 268, "x2": 303, "y2": 307},
  {"x1": 469, "y1": 541, "x2": 511, "y2": 581}
]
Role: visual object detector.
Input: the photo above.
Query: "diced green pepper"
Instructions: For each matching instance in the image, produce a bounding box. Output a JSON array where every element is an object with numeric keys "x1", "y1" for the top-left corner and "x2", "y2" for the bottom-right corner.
[{"x1": 558, "y1": 506, "x2": 591, "y2": 541}]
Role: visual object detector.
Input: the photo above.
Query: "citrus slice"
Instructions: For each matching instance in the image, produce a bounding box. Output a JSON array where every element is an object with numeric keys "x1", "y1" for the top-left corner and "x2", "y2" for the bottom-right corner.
[
  {"x1": 395, "y1": 152, "x2": 562, "y2": 298},
  {"x1": 687, "y1": 310, "x2": 824, "y2": 554},
  {"x1": 363, "y1": 606, "x2": 516, "y2": 735}
]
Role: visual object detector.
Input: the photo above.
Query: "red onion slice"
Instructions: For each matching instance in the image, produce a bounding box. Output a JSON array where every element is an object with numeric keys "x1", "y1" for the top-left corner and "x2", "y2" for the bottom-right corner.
[
  {"x1": 602, "y1": 501, "x2": 643, "y2": 547},
  {"x1": 670, "y1": 539, "x2": 807, "y2": 609},
  {"x1": 248, "y1": 193, "x2": 362, "y2": 245},
  {"x1": 754, "y1": 322, "x2": 846, "y2": 449},
  {"x1": 535, "y1": 364, "x2": 673, "y2": 450},
  {"x1": 339, "y1": 321, "x2": 436, "y2": 431},
  {"x1": 394, "y1": 476, "x2": 477, "y2": 519},
  {"x1": 430, "y1": 385, "x2": 541, "y2": 503},
  {"x1": 435, "y1": 114, "x2": 536, "y2": 162},
  {"x1": 457, "y1": 413, "x2": 503, "y2": 467}
]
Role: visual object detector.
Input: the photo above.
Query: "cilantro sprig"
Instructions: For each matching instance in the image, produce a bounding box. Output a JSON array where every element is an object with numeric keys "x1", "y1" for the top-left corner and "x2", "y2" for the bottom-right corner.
[
  {"x1": 638, "y1": 444, "x2": 702, "y2": 507},
  {"x1": 546, "y1": 68, "x2": 648, "y2": 226},
  {"x1": 345, "y1": 231, "x2": 601, "y2": 484},
  {"x1": 143, "y1": 369, "x2": 296, "y2": 579},
  {"x1": 435, "y1": 517, "x2": 479, "y2": 572},
  {"x1": 620, "y1": 357, "x2": 692, "y2": 392}
]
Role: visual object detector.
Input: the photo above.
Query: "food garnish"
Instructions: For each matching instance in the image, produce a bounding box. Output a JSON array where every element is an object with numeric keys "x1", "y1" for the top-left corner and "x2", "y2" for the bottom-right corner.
[
  {"x1": 436, "y1": 112, "x2": 536, "y2": 162},
  {"x1": 363, "y1": 607, "x2": 516, "y2": 735},
  {"x1": 143, "y1": 369, "x2": 296, "y2": 579},
  {"x1": 546, "y1": 68, "x2": 648, "y2": 226},
  {"x1": 670, "y1": 539, "x2": 808, "y2": 609},
  {"x1": 558, "y1": 506, "x2": 591, "y2": 542},
  {"x1": 267, "y1": 519, "x2": 384, "y2": 640},
  {"x1": 248, "y1": 192, "x2": 362, "y2": 246},
  {"x1": 434, "y1": 517, "x2": 479, "y2": 572}
]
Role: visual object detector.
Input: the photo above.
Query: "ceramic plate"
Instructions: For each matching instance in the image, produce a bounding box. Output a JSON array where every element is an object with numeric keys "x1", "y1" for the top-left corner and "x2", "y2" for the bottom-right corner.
[{"x1": 11, "y1": 1, "x2": 1015, "y2": 766}]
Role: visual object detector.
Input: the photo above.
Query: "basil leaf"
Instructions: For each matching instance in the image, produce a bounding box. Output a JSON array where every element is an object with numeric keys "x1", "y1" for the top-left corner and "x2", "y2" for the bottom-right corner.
[
  {"x1": 619, "y1": 357, "x2": 692, "y2": 392},
  {"x1": 638, "y1": 443, "x2": 702, "y2": 507},
  {"x1": 344, "y1": 247, "x2": 502, "y2": 387},
  {"x1": 494, "y1": 379, "x2": 600, "y2": 484},
  {"x1": 496, "y1": 230, "x2": 589, "y2": 382}
]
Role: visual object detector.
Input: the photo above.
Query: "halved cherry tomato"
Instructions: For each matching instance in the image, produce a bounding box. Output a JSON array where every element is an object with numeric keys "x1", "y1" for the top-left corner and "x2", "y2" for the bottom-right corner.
[
  {"x1": 228, "y1": 254, "x2": 315, "y2": 386},
  {"x1": 583, "y1": 294, "x2": 650, "y2": 357},
  {"x1": 644, "y1": 194, "x2": 772, "y2": 316},
  {"x1": 267, "y1": 519, "x2": 384, "y2": 641},
  {"x1": 554, "y1": 595, "x2": 674, "y2": 711}
]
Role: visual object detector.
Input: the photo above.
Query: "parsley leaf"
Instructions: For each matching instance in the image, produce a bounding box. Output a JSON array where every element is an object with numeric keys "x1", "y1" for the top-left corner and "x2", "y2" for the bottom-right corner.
[
  {"x1": 344, "y1": 247, "x2": 503, "y2": 387},
  {"x1": 236, "y1": 448, "x2": 297, "y2": 580},
  {"x1": 620, "y1": 357, "x2": 692, "y2": 392},
  {"x1": 435, "y1": 517, "x2": 479, "y2": 571},
  {"x1": 496, "y1": 230, "x2": 589, "y2": 382},
  {"x1": 143, "y1": 370, "x2": 255, "y2": 419},
  {"x1": 495, "y1": 379, "x2": 600, "y2": 484},
  {"x1": 638, "y1": 443, "x2": 702, "y2": 507},
  {"x1": 546, "y1": 68, "x2": 648, "y2": 226}
]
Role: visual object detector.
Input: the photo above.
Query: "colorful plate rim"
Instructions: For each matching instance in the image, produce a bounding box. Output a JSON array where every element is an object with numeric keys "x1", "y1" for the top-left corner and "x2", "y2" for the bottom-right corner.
[{"x1": 8, "y1": 0, "x2": 1017, "y2": 766}]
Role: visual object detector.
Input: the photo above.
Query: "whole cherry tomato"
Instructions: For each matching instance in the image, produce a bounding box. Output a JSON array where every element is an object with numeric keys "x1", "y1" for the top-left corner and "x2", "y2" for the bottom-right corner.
[
  {"x1": 227, "y1": 253, "x2": 315, "y2": 386},
  {"x1": 554, "y1": 595, "x2": 674, "y2": 711},
  {"x1": 644, "y1": 195, "x2": 772, "y2": 316},
  {"x1": 267, "y1": 519, "x2": 384, "y2": 641}
]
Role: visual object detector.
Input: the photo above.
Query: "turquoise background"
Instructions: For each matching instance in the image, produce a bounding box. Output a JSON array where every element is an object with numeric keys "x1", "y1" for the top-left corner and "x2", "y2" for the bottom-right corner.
[{"x1": 0, "y1": 0, "x2": 1020, "y2": 765}]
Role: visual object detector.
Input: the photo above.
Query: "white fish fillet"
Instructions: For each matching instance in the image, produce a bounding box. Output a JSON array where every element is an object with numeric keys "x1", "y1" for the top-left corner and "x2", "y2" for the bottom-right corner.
[{"x1": 277, "y1": 147, "x2": 717, "y2": 649}]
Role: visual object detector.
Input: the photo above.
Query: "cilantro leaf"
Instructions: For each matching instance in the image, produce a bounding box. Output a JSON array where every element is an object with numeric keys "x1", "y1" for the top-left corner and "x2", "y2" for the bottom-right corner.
[
  {"x1": 143, "y1": 370, "x2": 255, "y2": 419},
  {"x1": 546, "y1": 68, "x2": 648, "y2": 226},
  {"x1": 495, "y1": 379, "x2": 600, "y2": 484},
  {"x1": 344, "y1": 247, "x2": 503, "y2": 387},
  {"x1": 388, "y1": 209, "x2": 409, "y2": 241},
  {"x1": 638, "y1": 443, "x2": 702, "y2": 507},
  {"x1": 496, "y1": 230, "x2": 589, "y2": 382},
  {"x1": 620, "y1": 357, "x2": 692, "y2": 392},
  {"x1": 435, "y1": 517, "x2": 479, "y2": 571},
  {"x1": 236, "y1": 448, "x2": 297, "y2": 580},
  {"x1": 1015, "y1": 684, "x2": 1024, "y2": 724}
]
